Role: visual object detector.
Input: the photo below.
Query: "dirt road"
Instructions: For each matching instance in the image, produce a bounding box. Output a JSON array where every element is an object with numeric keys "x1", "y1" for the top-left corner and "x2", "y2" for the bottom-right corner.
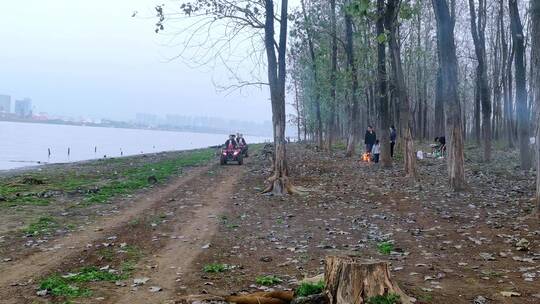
[{"x1": 0, "y1": 161, "x2": 244, "y2": 303}]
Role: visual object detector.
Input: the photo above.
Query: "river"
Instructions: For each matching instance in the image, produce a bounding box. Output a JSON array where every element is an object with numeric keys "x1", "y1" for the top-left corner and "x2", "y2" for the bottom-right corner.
[{"x1": 0, "y1": 121, "x2": 267, "y2": 170}]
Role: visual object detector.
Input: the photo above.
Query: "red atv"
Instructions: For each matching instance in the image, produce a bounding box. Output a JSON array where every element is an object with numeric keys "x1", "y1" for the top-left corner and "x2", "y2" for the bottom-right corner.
[{"x1": 220, "y1": 145, "x2": 244, "y2": 165}]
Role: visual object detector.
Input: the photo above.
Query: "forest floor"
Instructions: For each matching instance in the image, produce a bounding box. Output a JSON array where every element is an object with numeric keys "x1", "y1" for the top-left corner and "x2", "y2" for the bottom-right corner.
[{"x1": 0, "y1": 142, "x2": 539, "y2": 304}]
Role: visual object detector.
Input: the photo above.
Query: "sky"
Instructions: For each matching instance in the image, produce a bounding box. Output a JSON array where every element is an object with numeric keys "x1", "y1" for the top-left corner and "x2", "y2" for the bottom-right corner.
[{"x1": 0, "y1": 0, "x2": 274, "y2": 122}]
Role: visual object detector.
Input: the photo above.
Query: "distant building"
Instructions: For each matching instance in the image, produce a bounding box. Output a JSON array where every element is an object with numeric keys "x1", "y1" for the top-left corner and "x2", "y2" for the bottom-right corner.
[
  {"x1": 14, "y1": 98, "x2": 32, "y2": 118},
  {"x1": 135, "y1": 113, "x2": 160, "y2": 127},
  {"x1": 0, "y1": 95, "x2": 10, "y2": 113}
]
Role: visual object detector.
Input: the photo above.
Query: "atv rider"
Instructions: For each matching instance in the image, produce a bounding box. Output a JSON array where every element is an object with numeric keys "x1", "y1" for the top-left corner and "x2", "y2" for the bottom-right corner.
[
  {"x1": 224, "y1": 134, "x2": 238, "y2": 149},
  {"x1": 237, "y1": 134, "x2": 248, "y2": 156}
]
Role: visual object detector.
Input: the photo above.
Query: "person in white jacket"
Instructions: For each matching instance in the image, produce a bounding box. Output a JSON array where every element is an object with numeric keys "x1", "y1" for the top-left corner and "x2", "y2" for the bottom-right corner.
[{"x1": 372, "y1": 140, "x2": 381, "y2": 163}]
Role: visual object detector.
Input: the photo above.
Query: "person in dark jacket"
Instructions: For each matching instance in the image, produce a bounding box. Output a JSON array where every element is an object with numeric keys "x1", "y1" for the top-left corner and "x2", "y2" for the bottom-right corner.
[
  {"x1": 434, "y1": 136, "x2": 446, "y2": 156},
  {"x1": 390, "y1": 125, "x2": 397, "y2": 158},
  {"x1": 225, "y1": 134, "x2": 238, "y2": 148},
  {"x1": 364, "y1": 126, "x2": 377, "y2": 153},
  {"x1": 237, "y1": 134, "x2": 248, "y2": 155}
]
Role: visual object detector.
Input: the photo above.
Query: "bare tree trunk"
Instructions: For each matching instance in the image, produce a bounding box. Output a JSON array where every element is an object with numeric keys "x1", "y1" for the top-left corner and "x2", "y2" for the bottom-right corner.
[
  {"x1": 468, "y1": 0, "x2": 491, "y2": 161},
  {"x1": 532, "y1": 0, "x2": 540, "y2": 214},
  {"x1": 386, "y1": 0, "x2": 416, "y2": 176},
  {"x1": 326, "y1": 0, "x2": 338, "y2": 151},
  {"x1": 474, "y1": 72, "x2": 481, "y2": 143},
  {"x1": 263, "y1": 0, "x2": 292, "y2": 195},
  {"x1": 377, "y1": 0, "x2": 392, "y2": 168},
  {"x1": 509, "y1": 0, "x2": 531, "y2": 170},
  {"x1": 325, "y1": 255, "x2": 413, "y2": 304},
  {"x1": 493, "y1": 7, "x2": 503, "y2": 142},
  {"x1": 435, "y1": 68, "x2": 445, "y2": 137},
  {"x1": 507, "y1": 30, "x2": 516, "y2": 147},
  {"x1": 293, "y1": 78, "x2": 302, "y2": 142},
  {"x1": 300, "y1": 0, "x2": 323, "y2": 149},
  {"x1": 432, "y1": 0, "x2": 466, "y2": 191},
  {"x1": 345, "y1": 4, "x2": 359, "y2": 158}
]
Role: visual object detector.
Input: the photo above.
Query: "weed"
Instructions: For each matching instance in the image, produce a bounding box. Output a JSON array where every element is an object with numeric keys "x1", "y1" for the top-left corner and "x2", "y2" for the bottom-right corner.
[
  {"x1": 418, "y1": 293, "x2": 433, "y2": 302},
  {"x1": 296, "y1": 280, "x2": 325, "y2": 297},
  {"x1": 69, "y1": 266, "x2": 125, "y2": 282},
  {"x1": 121, "y1": 261, "x2": 136, "y2": 274},
  {"x1": 11, "y1": 196, "x2": 50, "y2": 206},
  {"x1": 377, "y1": 242, "x2": 394, "y2": 255},
  {"x1": 203, "y1": 263, "x2": 227, "y2": 273},
  {"x1": 24, "y1": 216, "x2": 58, "y2": 236},
  {"x1": 124, "y1": 245, "x2": 142, "y2": 260},
  {"x1": 65, "y1": 223, "x2": 77, "y2": 231},
  {"x1": 128, "y1": 218, "x2": 140, "y2": 227},
  {"x1": 98, "y1": 248, "x2": 115, "y2": 262},
  {"x1": 298, "y1": 253, "x2": 310, "y2": 263},
  {"x1": 256, "y1": 275, "x2": 282, "y2": 286},
  {"x1": 39, "y1": 266, "x2": 126, "y2": 298},
  {"x1": 481, "y1": 270, "x2": 503, "y2": 278},
  {"x1": 366, "y1": 293, "x2": 400, "y2": 304},
  {"x1": 39, "y1": 275, "x2": 91, "y2": 298}
]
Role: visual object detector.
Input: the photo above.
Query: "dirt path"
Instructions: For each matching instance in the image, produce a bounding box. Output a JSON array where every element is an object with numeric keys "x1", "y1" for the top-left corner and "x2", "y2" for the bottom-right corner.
[
  {"x1": 0, "y1": 161, "x2": 244, "y2": 303},
  {"x1": 111, "y1": 164, "x2": 242, "y2": 304}
]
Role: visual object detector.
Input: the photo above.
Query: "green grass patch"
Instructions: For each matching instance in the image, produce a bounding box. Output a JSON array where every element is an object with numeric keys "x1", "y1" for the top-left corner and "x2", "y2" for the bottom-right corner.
[
  {"x1": 296, "y1": 280, "x2": 325, "y2": 297},
  {"x1": 39, "y1": 266, "x2": 125, "y2": 298},
  {"x1": 366, "y1": 293, "x2": 400, "y2": 304},
  {"x1": 85, "y1": 149, "x2": 213, "y2": 204},
  {"x1": 68, "y1": 266, "x2": 125, "y2": 282},
  {"x1": 256, "y1": 275, "x2": 282, "y2": 286},
  {"x1": 377, "y1": 242, "x2": 394, "y2": 255},
  {"x1": 203, "y1": 263, "x2": 228, "y2": 273},
  {"x1": 24, "y1": 216, "x2": 58, "y2": 236},
  {"x1": 39, "y1": 275, "x2": 92, "y2": 298},
  {"x1": 1, "y1": 149, "x2": 214, "y2": 208}
]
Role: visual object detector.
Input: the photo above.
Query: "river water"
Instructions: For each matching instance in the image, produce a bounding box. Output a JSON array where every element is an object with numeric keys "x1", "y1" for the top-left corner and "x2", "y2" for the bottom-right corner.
[{"x1": 0, "y1": 121, "x2": 267, "y2": 170}]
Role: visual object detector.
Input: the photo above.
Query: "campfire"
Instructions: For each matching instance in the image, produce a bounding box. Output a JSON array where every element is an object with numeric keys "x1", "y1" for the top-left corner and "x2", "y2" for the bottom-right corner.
[{"x1": 361, "y1": 152, "x2": 371, "y2": 162}]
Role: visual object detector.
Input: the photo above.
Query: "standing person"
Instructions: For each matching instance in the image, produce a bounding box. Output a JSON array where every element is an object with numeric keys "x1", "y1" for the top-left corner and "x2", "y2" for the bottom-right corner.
[
  {"x1": 390, "y1": 125, "x2": 397, "y2": 158},
  {"x1": 372, "y1": 140, "x2": 381, "y2": 163},
  {"x1": 364, "y1": 126, "x2": 377, "y2": 153}
]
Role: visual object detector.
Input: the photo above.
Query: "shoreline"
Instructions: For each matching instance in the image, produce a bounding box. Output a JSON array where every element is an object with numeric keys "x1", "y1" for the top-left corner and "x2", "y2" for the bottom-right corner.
[{"x1": 0, "y1": 146, "x2": 220, "y2": 177}]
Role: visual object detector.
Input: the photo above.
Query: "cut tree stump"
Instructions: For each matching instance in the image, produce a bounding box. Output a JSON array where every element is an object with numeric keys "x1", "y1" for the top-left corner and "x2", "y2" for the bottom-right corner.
[{"x1": 325, "y1": 255, "x2": 414, "y2": 304}]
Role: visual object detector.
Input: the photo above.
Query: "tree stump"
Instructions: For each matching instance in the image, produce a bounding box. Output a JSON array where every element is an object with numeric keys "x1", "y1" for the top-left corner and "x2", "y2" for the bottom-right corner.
[{"x1": 325, "y1": 256, "x2": 413, "y2": 304}]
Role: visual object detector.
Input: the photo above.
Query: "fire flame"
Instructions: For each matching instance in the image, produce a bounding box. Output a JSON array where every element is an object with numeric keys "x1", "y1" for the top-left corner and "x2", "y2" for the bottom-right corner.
[{"x1": 362, "y1": 152, "x2": 371, "y2": 162}]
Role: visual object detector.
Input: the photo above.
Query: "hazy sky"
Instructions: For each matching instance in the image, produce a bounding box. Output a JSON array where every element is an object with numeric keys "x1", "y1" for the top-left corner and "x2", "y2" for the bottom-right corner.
[{"x1": 0, "y1": 0, "x2": 274, "y2": 122}]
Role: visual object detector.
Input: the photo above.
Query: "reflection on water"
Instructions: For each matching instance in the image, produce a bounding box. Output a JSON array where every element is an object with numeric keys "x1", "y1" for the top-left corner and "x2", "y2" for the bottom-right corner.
[{"x1": 0, "y1": 121, "x2": 267, "y2": 170}]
